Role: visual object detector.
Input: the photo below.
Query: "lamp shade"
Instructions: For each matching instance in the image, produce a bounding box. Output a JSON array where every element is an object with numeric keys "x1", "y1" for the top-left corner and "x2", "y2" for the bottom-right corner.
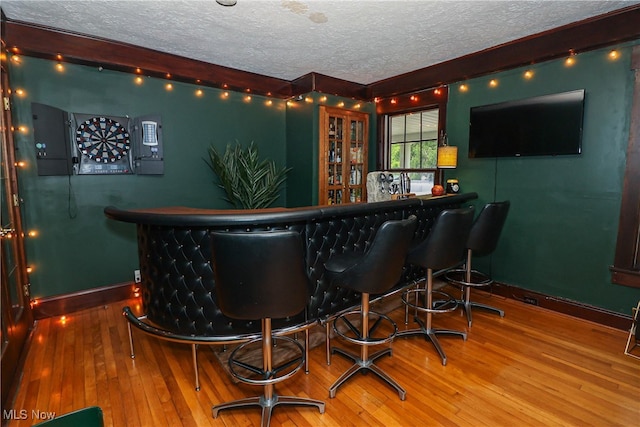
[{"x1": 437, "y1": 146, "x2": 458, "y2": 168}]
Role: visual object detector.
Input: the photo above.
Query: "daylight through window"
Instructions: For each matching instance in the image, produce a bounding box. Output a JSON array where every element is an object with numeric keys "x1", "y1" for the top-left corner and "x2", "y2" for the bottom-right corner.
[{"x1": 386, "y1": 108, "x2": 439, "y2": 195}]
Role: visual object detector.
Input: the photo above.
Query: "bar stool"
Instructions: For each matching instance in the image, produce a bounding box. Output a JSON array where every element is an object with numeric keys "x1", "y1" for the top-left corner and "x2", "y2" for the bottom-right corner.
[
  {"x1": 444, "y1": 201, "x2": 510, "y2": 327},
  {"x1": 397, "y1": 207, "x2": 475, "y2": 366},
  {"x1": 326, "y1": 216, "x2": 417, "y2": 400},
  {"x1": 210, "y1": 230, "x2": 325, "y2": 427}
]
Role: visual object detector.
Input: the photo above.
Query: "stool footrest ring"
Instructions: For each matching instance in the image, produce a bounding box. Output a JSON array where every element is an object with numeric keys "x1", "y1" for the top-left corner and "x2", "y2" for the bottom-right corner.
[
  {"x1": 333, "y1": 310, "x2": 398, "y2": 347},
  {"x1": 228, "y1": 336, "x2": 304, "y2": 386},
  {"x1": 402, "y1": 289, "x2": 458, "y2": 314},
  {"x1": 445, "y1": 269, "x2": 493, "y2": 288}
]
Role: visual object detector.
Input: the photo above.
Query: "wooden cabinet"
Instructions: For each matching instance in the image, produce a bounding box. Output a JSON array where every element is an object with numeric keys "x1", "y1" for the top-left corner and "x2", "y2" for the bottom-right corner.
[{"x1": 319, "y1": 106, "x2": 368, "y2": 205}]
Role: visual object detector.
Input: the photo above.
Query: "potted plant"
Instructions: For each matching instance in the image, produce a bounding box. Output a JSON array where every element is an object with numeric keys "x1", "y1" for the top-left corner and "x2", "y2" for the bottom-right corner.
[{"x1": 206, "y1": 141, "x2": 291, "y2": 209}]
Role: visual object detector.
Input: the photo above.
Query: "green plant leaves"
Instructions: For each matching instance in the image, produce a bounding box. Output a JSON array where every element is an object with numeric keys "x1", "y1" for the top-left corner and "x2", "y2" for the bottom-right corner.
[{"x1": 206, "y1": 141, "x2": 291, "y2": 209}]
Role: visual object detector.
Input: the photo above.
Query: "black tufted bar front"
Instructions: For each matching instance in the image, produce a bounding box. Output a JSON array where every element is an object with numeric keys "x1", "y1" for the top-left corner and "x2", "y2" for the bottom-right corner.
[{"x1": 105, "y1": 193, "x2": 477, "y2": 343}]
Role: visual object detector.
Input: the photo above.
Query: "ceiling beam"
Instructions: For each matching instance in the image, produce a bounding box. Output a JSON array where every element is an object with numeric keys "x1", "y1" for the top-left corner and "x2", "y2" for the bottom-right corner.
[
  {"x1": 2, "y1": 20, "x2": 294, "y2": 98},
  {"x1": 3, "y1": 4, "x2": 640, "y2": 101},
  {"x1": 369, "y1": 4, "x2": 640, "y2": 99}
]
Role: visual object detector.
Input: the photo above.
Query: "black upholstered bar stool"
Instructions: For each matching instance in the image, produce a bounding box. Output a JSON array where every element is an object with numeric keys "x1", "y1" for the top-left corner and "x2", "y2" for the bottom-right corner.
[
  {"x1": 325, "y1": 216, "x2": 417, "y2": 400},
  {"x1": 444, "y1": 201, "x2": 510, "y2": 327},
  {"x1": 397, "y1": 207, "x2": 475, "y2": 366},
  {"x1": 210, "y1": 230, "x2": 324, "y2": 427}
]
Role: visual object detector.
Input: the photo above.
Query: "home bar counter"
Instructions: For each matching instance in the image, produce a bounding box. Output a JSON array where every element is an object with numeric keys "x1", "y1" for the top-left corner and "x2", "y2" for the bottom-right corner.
[{"x1": 104, "y1": 192, "x2": 477, "y2": 343}]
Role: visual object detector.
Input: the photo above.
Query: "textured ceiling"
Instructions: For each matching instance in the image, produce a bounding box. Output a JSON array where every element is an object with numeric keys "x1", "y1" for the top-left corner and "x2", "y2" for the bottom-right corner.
[{"x1": 2, "y1": 0, "x2": 639, "y2": 84}]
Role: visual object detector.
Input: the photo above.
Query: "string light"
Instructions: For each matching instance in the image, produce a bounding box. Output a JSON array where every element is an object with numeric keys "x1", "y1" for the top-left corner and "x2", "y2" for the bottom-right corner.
[
  {"x1": 28, "y1": 230, "x2": 38, "y2": 237},
  {"x1": 565, "y1": 51, "x2": 576, "y2": 67},
  {"x1": 17, "y1": 44, "x2": 620, "y2": 114}
]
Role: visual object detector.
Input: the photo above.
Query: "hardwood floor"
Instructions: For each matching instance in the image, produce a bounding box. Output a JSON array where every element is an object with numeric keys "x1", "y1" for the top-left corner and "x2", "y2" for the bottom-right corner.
[{"x1": 5, "y1": 288, "x2": 639, "y2": 426}]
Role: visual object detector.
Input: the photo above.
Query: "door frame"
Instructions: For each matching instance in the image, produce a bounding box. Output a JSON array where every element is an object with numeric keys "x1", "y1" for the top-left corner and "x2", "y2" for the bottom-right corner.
[{"x1": 1, "y1": 41, "x2": 34, "y2": 411}]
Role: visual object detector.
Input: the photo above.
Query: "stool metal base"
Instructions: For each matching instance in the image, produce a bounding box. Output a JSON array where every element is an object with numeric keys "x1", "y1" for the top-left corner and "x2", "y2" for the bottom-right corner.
[
  {"x1": 445, "y1": 268, "x2": 504, "y2": 327},
  {"x1": 212, "y1": 394, "x2": 325, "y2": 427},
  {"x1": 329, "y1": 296, "x2": 406, "y2": 400},
  {"x1": 213, "y1": 318, "x2": 324, "y2": 427},
  {"x1": 329, "y1": 346, "x2": 406, "y2": 400},
  {"x1": 398, "y1": 271, "x2": 466, "y2": 366},
  {"x1": 396, "y1": 315, "x2": 466, "y2": 366},
  {"x1": 458, "y1": 298, "x2": 505, "y2": 327}
]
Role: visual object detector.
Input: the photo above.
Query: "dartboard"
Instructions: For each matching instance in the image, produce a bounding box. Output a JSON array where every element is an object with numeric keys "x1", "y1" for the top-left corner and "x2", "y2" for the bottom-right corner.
[{"x1": 75, "y1": 117, "x2": 130, "y2": 163}]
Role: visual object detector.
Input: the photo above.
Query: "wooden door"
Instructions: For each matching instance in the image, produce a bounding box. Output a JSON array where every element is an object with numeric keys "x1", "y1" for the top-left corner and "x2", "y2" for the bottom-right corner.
[{"x1": 1, "y1": 54, "x2": 34, "y2": 408}]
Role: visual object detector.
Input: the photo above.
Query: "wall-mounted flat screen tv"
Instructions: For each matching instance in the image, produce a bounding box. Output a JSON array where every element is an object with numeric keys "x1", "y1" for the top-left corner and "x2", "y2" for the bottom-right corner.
[{"x1": 468, "y1": 89, "x2": 585, "y2": 158}]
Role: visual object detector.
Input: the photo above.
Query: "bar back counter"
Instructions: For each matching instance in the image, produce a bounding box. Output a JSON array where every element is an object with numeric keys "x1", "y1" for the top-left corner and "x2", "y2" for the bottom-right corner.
[{"x1": 104, "y1": 193, "x2": 477, "y2": 346}]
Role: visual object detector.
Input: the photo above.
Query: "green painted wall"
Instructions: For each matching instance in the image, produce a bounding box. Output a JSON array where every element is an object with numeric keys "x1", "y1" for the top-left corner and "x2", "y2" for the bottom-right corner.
[
  {"x1": 11, "y1": 45, "x2": 639, "y2": 315},
  {"x1": 446, "y1": 42, "x2": 640, "y2": 314},
  {"x1": 9, "y1": 57, "x2": 288, "y2": 299},
  {"x1": 285, "y1": 96, "x2": 317, "y2": 207}
]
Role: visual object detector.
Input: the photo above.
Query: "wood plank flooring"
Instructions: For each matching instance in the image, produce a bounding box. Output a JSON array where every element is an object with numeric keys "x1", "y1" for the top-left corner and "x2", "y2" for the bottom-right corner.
[{"x1": 5, "y1": 288, "x2": 640, "y2": 426}]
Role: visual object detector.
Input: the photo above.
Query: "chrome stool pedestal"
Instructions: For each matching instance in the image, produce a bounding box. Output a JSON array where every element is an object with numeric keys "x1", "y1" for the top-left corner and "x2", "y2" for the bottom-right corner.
[
  {"x1": 445, "y1": 267, "x2": 504, "y2": 327},
  {"x1": 329, "y1": 295, "x2": 405, "y2": 400},
  {"x1": 398, "y1": 271, "x2": 466, "y2": 366},
  {"x1": 212, "y1": 318, "x2": 325, "y2": 427}
]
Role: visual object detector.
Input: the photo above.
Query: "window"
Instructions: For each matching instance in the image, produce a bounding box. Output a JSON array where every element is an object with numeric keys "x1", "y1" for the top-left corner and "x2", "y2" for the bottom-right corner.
[{"x1": 386, "y1": 108, "x2": 440, "y2": 195}]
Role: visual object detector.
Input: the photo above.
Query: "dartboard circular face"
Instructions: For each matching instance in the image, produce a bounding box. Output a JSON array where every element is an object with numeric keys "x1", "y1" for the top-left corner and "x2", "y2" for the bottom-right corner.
[{"x1": 75, "y1": 117, "x2": 130, "y2": 163}]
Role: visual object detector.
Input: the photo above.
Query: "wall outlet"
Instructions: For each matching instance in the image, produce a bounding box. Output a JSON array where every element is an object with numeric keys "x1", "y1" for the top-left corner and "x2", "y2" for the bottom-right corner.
[
  {"x1": 134, "y1": 269, "x2": 141, "y2": 283},
  {"x1": 523, "y1": 296, "x2": 538, "y2": 305}
]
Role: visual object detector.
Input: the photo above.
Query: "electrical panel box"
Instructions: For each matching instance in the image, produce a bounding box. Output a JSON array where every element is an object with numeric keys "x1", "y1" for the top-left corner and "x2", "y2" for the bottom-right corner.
[
  {"x1": 132, "y1": 115, "x2": 164, "y2": 175},
  {"x1": 32, "y1": 103, "x2": 73, "y2": 176}
]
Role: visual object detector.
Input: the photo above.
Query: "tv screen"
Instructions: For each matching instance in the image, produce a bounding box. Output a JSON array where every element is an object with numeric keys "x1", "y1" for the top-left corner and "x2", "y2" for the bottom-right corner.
[{"x1": 468, "y1": 89, "x2": 585, "y2": 158}]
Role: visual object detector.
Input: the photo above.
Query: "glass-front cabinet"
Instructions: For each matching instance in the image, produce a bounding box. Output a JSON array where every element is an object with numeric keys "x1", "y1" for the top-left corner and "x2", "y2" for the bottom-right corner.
[{"x1": 319, "y1": 106, "x2": 368, "y2": 205}]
